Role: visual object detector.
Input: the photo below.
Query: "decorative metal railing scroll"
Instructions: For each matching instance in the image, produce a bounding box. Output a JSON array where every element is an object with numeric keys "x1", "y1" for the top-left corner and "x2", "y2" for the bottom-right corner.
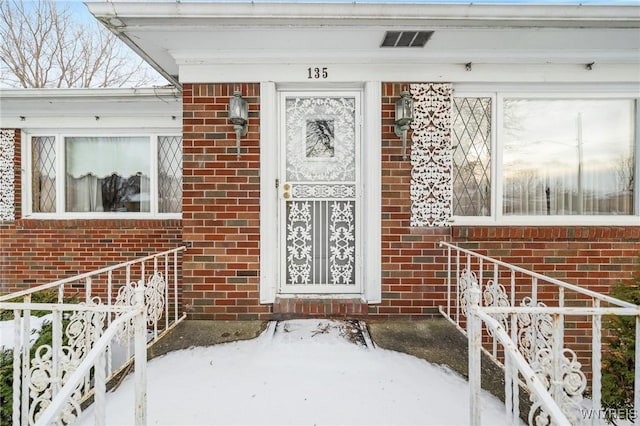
[
  {"x1": 0, "y1": 246, "x2": 185, "y2": 426},
  {"x1": 439, "y1": 241, "x2": 640, "y2": 426}
]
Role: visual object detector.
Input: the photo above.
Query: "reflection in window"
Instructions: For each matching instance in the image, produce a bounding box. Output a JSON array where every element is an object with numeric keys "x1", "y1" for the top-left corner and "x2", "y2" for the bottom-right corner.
[
  {"x1": 65, "y1": 137, "x2": 150, "y2": 213},
  {"x1": 503, "y1": 99, "x2": 635, "y2": 216},
  {"x1": 306, "y1": 120, "x2": 335, "y2": 158},
  {"x1": 452, "y1": 97, "x2": 492, "y2": 216}
]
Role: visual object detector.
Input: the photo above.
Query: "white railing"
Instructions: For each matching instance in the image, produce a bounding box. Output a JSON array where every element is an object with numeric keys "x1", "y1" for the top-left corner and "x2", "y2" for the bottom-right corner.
[
  {"x1": 439, "y1": 241, "x2": 640, "y2": 426},
  {"x1": 0, "y1": 246, "x2": 185, "y2": 426}
]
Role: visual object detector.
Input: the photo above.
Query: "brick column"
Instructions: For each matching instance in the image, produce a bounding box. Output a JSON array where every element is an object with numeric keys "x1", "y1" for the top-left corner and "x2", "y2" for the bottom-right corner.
[
  {"x1": 181, "y1": 83, "x2": 269, "y2": 320},
  {"x1": 370, "y1": 83, "x2": 452, "y2": 319}
]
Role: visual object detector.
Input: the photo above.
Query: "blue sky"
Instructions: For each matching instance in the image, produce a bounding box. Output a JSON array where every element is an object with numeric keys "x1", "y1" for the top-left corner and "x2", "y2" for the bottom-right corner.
[{"x1": 73, "y1": 0, "x2": 640, "y2": 4}]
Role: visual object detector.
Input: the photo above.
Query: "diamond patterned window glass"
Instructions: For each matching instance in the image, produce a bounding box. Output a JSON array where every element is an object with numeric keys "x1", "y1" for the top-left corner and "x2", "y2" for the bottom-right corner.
[
  {"x1": 158, "y1": 136, "x2": 182, "y2": 213},
  {"x1": 31, "y1": 136, "x2": 56, "y2": 213},
  {"x1": 452, "y1": 98, "x2": 492, "y2": 216}
]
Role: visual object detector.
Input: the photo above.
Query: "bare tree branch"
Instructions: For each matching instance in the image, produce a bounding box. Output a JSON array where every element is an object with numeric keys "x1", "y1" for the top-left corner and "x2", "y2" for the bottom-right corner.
[{"x1": 0, "y1": 0, "x2": 165, "y2": 88}]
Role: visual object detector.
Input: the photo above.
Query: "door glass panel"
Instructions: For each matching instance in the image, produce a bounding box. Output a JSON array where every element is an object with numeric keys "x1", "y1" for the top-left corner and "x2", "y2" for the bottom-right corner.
[{"x1": 285, "y1": 97, "x2": 356, "y2": 181}]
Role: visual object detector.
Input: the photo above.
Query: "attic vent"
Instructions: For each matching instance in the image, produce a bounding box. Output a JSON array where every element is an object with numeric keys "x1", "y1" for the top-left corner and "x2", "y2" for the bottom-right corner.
[{"x1": 381, "y1": 31, "x2": 433, "y2": 48}]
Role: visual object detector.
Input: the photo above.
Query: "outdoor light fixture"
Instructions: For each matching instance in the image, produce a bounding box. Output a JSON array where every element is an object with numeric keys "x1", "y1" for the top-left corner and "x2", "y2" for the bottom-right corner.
[
  {"x1": 394, "y1": 90, "x2": 414, "y2": 160},
  {"x1": 228, "y1": 90, "x2": 248, "y2": 159}
]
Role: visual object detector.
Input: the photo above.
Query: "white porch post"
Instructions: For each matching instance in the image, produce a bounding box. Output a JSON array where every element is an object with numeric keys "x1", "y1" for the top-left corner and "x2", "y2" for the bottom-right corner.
[
  {"x1": 259, "y1": 81, "x2": 278, "y2": 304},
  {"x1": 134, "y1": 284, "x2": 147, "y2": 426},
  {"x1": 363, "y1": 81, "x2": 382, "y2": 303},
  {"x1": 468, "y1": 284, "x2": 482, "y2": 426}
]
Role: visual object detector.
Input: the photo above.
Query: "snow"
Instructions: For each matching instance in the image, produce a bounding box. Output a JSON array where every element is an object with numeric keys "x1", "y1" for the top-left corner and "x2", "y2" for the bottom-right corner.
[
  {"x1": 80, "y1": 319, "x2": 518, "y2": 425},
  {"x1": 0, "y1": 314, "x2": 53, "y2": 351}
]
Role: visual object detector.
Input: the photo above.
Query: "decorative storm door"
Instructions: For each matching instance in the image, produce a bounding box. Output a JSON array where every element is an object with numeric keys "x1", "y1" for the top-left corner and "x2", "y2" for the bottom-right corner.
[{"x1": 279, "y1": 92, "x2": 361, "y2": 294}]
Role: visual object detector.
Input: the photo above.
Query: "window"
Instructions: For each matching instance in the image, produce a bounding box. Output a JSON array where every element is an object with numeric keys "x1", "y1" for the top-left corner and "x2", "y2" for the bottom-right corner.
[
  {"x1": 32, "y1": 136, "x2": 56, "y2": 213},
  {"x1": 65, "y1": 137, "x2": 150, "y2": 213},
  {"x1": 452, "y1": 97, "x2": 492, "y2": 216},
  {"x1": 29, "y1": 134, "x2": 182, "y2": 216},
  {"x1": 158, "y1": 136, "x2": 183, "y2": 213},
  {"x1": 452, "y1": 94, "x2": 638, "y2": 223},
  {"x1": 503, "y1": 99, "x2": 635, "y2": 216}
]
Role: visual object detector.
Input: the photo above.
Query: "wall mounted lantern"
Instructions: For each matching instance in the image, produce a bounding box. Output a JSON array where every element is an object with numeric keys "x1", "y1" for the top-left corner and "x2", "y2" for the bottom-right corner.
[
  {"x1": 394, "y1": 90, "x2": 414, "y2": 160},
  {"x1": 228, "y1": 90, "x2": 248, "y2": 159}
]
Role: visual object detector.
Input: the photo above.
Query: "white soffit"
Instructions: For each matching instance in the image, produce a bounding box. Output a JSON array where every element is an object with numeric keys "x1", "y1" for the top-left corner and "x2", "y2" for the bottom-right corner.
[{"x1": 86, "y1": 2, "x2": 640, "y2": 84}]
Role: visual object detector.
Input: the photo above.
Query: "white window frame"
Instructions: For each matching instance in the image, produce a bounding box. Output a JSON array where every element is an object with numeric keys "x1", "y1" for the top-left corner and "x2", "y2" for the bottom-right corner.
[
  {"x1": 22, "y1": 129, "x2": 182, "y2": 219},
  {"x1": 452, "y1": 84, "x2": 639, "y2": 226},
  {"x1": 450, "y1": 92, "x2": 497, "y2": 226}
]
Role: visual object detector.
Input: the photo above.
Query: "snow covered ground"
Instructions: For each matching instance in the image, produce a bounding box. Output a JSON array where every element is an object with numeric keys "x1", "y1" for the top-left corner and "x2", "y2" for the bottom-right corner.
[
  {"x1": 0, "y1": 314, "x2": 53, "y2": 350},
  {"x1": 79, "y1": 319, "x2": 517, "y2": 425}
]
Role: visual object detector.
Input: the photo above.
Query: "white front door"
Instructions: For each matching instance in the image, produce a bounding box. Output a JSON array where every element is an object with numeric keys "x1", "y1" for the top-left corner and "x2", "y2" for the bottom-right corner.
[{"x1": 279, "y1": 91, "x2": 361, "y2": 294}]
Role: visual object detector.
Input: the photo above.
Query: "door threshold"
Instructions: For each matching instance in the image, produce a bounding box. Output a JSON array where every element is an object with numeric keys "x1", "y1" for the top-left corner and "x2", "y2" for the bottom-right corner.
[{"x1": 273, "y1": 296, "x2": 368, "y2": 317}]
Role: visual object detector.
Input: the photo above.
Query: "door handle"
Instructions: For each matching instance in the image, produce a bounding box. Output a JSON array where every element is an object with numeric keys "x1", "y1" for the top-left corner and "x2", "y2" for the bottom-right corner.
[{"x1": 283, "y1": 183, "x2": 291, "y2": 199}]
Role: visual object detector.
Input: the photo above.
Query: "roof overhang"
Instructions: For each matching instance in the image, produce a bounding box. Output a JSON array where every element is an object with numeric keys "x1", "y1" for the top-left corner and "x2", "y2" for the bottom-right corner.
[
  {"x1": 86, "y1": 2, "x2": 640, "y2": 86},
  {"x1": 0, "y1": 87, "x2": 182, "y2": 129}
]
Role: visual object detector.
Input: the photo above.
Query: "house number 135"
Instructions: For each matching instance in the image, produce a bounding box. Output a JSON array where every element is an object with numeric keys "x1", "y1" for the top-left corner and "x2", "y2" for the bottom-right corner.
[{"x1": 307, "y1": 67, "x2": 328, "y2": 79}]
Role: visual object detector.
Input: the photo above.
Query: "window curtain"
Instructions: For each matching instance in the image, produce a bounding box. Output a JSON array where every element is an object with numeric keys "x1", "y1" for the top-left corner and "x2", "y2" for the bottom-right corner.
[
  {"x1": 140, "y1": 174, "x2": 150, "y2": 212},
  {"x1": 65, "y1": 137, "x2": 150, "y2": 212},
  {"x1": 66, "y1": 174, "x2": 104, "y2": 212}
]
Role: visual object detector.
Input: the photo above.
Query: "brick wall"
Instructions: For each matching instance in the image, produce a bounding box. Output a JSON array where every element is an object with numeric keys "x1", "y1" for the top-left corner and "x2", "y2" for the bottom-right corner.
[
  {"x1": 452, "y1": 226, "x2": 640, "y2": 293},
  {"x1": 0, "y1": 128, "x2": 183, "y2": 296},
  {"x1": 181, "y1": 83, "x2": 268, "y2": 320},
  {"x1": 452, "y1": 225, "x2": 640, "y2": 372},
  {"x1": 178, "y1": 82, "x2": 639, "y2": 321},
  {"x1": 179, "y1": 82, "x2": 452, "y2": 319},
  {"x1": 372, "y1": 83, "x2": 640, "y2": 384},
  {"x1": 367, "y1": 82, "x2": 452, "y2": 318},
  {"x1": 0, "y1": 220, "x2": 183, "y2": 294},
  {"x1": 3, "y1": 85, "x2": 638, "y2": 322},
  {"x1": 371, "y1": 83, "x2": 639, "y2": 319}
]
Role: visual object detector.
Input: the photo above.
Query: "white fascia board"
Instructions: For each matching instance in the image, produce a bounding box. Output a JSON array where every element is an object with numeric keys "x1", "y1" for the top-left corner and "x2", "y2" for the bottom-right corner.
[
  {"x1": 86, "y1": 2, "x2": 640, "y2": 28},
  {"x1": 179, "y1": 63, "x2": 640, "y2": 85},
  {"x1": 2, "y1": 116, "x2": 181, "y2": 130},
  {"x1": 0, "y1": 87, "x2": 182, "y2": 129},
  {"x1": 173, "y1": 49, "x2": 640, "y2": 66}
]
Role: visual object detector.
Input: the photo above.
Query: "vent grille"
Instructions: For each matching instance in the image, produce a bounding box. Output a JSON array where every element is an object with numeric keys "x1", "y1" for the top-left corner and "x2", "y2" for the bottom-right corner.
[{"x1": 381, "y1": 31, "x2": 433, "y2": 48}]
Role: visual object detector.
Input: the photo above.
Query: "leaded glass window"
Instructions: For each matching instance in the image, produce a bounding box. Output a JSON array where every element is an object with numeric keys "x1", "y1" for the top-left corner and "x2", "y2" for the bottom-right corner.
[
  {"x1": 452, "y1": 97, "x2": 492, "y2": 216},
  {"x1": 158, "y1": 136, "x2": 182, "y2": 213},
  {"x1": 28, "y1": 134, "x2": 181, "y2": 216},
  {"x1": 31, "y1": 136, "x2": 56, "y2": 213}
]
